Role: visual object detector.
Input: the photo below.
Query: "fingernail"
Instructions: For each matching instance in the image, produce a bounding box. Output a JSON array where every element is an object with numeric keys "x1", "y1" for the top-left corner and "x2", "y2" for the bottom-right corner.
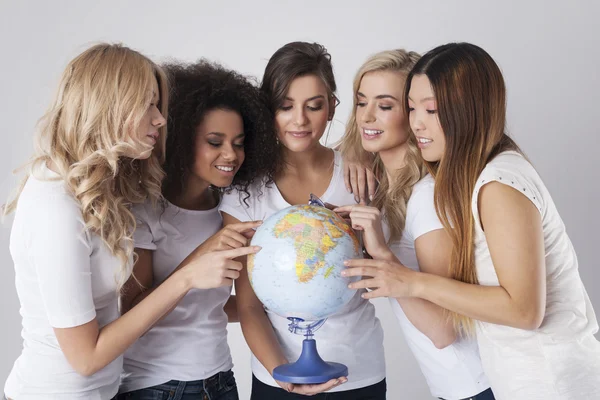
[
  {"x1": 344, "y1": 260, "x2": 349, "y2": 265},
  {"x1": 341, "y1": 270, "x2": 347, "y2": 276},
  {"x1": 254, "y1": 246, "x2": 262, "y2": 251},
  {"x1": 361, "y1": 293, "x2": 367, "y2": 298},
  {"x1": 346, "y1": 187, "x2": 352, "y2": 193},
  {"x1": 369, "y1": 195, "x2": 374, "y2": 201},
  {"x1": 348, "y1": 284, "x2": 353, "y2": 289},
  {"x1": 354, "y1": 196, "x2": 359, "y2": 203}
]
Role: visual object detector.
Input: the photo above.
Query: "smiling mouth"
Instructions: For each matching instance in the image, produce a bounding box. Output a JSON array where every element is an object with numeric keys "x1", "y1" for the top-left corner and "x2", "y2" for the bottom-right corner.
[
  {"x1": 215, "y1": 165, "x2": 235, "y2": 172},
  {"x1": 363, "y1": 128, "x2": 383, "y2": 137},
  {"x1": 417, "y1": 137, "x2": 433, "y2": 144}
]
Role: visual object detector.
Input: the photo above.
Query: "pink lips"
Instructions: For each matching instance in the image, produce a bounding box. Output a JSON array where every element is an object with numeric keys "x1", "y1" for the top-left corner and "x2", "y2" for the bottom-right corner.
[
  {"x1": 146, "y1": 132, "x2": 159, "y2": 144},
  {"x1": 287, "y1": 131, "x2": 311, "y2": 138}
]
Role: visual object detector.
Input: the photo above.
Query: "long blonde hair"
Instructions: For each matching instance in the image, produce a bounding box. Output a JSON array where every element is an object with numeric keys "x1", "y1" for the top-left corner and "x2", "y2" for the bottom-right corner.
[
  {"x1": 339, "y1": 49, "x2": 424, "y2": 242},
  {"x1": 3, "y1": 43, "x2": 168, "y2": 289},
  {"x1": 405, "y1": 43, "x2": 521, "y2": 333}
]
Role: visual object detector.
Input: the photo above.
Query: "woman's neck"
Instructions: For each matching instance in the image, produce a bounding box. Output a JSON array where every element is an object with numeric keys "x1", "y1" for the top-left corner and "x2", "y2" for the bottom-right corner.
[
  {"x1": 280, "y1": 144, "x2": 332, "y2": 176},
  {"x1": 167, "y1": 175, "x2": 216, "y2": 211},
  {"x1": 379, "y1": 143, "x2": 409, "y2": 184}
]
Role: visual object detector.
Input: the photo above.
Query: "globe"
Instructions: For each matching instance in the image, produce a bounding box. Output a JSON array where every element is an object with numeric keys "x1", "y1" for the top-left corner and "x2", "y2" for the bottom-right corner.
[{"x1": 248, "y1": 204, "x2": 362, "y2": 322}]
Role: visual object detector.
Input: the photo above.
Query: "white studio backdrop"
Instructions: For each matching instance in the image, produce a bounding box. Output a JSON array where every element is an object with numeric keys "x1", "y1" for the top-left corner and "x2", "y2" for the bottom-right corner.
[{"x1": 0, "y1": 1, "x2": 598, "y2": 398}]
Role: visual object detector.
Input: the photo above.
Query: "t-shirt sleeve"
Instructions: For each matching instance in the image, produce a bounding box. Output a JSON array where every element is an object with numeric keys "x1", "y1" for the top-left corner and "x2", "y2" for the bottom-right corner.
[
  {"x1": 474, "y1": 155, "x2": 544, "y2": 215},
  {"x1": 132, "y1": 203, "x2": 157, "y2": 250},
  {"x1": 219, "y1": 188, "x2": 253, "y2": 223},
  {"x1": 405, "y1": 177, "x2": 444, "y2": 241},
  {"x1": 30, "y1": 195, "x2": 97, "y2": 328}
]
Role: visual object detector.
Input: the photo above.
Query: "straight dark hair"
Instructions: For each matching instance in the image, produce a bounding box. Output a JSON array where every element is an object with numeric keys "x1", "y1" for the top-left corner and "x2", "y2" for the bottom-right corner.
[{"x1": 404, "y1": 42, "x2": 521, "y2": 333}]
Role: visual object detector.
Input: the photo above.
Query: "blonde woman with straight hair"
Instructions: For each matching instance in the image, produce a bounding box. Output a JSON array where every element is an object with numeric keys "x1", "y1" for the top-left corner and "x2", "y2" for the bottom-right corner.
[
  {"x1": 3, "y1": 43, "x2": 258, "y2": 400},
  {"x1": 336, "y1": 49, "x2": 494, "y2": 400}
]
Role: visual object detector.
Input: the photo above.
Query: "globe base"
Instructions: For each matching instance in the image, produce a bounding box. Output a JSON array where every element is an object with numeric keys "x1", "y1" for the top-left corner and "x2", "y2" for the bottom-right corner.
[{"x1": 272, "y1": 339, "x2": 348, "y2": 384}]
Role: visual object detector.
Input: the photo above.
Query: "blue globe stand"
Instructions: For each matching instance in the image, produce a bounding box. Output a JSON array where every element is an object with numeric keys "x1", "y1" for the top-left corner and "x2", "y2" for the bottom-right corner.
[{"x1": 272, "y1": 317, "x2": 348, "y2": 384}]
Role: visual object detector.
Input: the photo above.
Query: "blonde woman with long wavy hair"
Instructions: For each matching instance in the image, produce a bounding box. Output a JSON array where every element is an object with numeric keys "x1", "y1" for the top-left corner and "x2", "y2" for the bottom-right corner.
[
  {"x1": 336, "y1": 49, "x2": 494, "y2": 400},
  {"x1": 3, "y1": 43, "x2": 258, "y2": 400}
]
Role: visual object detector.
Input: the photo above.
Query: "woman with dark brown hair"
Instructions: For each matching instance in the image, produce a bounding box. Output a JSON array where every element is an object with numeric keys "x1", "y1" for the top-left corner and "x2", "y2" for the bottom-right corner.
[
  {"x1": 344, "y1": 42, "x2": 600, "y2": 399},
  {"x1": 220, "y1": 41, "x2": 387, "y2": 399}
]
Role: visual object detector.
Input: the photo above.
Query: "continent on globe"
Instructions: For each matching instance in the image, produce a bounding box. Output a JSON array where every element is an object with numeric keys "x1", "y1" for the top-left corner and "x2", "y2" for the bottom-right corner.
[
  {"x1": 248, "y1": 204, "x2": 362, "y2": 322},
  {"x1": 273, "y1": 206, "x2": 359, "y2": 283}
]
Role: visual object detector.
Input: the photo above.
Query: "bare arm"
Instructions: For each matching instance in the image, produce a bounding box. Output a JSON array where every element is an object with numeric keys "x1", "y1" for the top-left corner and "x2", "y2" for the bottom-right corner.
[
  {"x1": 120, "y1": 221, "x2": 260, "y2": 316},
  {"x1": 345, "y1": 182, "x2": 546, "y2": 330},
  {"x1": 224, "y1": 295, "x2": 238, "y2": 323},
  {"x1": 391, "y1": 229, "x2": 457, "y2": 349},
  {"x1": 55, "y1": 268, "x2": 190, "y2": 376},
  {"x1": 415, "y1": 182, "x2": 546, "y2": 329},
  {"x1": 54, "y1": 245, "x2": 259, "y2": 377}
]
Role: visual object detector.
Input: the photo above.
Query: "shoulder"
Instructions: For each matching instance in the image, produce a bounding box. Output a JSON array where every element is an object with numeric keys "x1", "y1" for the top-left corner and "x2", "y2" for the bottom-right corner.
[
  {"x1": 222, "y1": 178, "x2": 269, "y2": 207},
  {"x1": 405, "y1": 174, "x2": 443, "y2": 239},
  {"x1": 131, "y1": 198, "x2": 162, "y2": 225},
  {"x1": 407, "y1": 174, "x2": 435, "y2": 212},
  {"x1": 475, "y1": 151, "x2": 544, "y2": 214},
  {"x1": 16, "y1": 176, "x2": 91, "y2": 247},
  {"x1": 479, "y1": 151, "x2": 537, "y2": 182},
  {"x1": 21, "y1": 176, "x2": 82, "y2": 222},
  {"x1": 220, "y1": 177, "x2": 273, "y2": 222}
]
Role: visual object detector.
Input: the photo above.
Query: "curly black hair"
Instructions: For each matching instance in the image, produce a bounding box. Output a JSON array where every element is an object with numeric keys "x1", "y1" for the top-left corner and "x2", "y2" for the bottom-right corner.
[{"x1": 161, "y1": 59, "x2": 279, "y2": 201}]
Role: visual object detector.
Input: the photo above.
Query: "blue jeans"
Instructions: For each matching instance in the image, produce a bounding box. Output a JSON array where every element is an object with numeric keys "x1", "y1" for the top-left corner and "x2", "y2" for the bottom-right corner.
[
  {"x1": 439, "y1": 387, "x2": 495, "y2": 400},
  {"x1": 118, "y1": 370, "x2": 238, "y2": 400}
]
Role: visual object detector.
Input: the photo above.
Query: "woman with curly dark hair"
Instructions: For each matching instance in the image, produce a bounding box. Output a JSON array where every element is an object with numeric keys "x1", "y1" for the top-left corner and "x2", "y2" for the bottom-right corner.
[
  {"x1": 117, "y1": 60, "x2": 274, "y2": 400},
  {"x1": 220, "y1": 42, "x2": 387, "y2": 399}
]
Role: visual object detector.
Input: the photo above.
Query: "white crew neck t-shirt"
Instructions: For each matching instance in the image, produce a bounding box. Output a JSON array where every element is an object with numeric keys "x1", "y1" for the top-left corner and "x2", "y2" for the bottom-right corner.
[
  {"x1": 385, "y1": 174, "x2": 490, "y2": 400},
  {"x1": 5, "y1": 165, "x2": 127, "y2": 400},
  {"x1": 219, "y1": 150, "x2": 386, "y2": 392},
  {"x1": 121, "y1": 199, "x2": 233, "y2": 393},
  {"x1": 471, "y1": 151, "x2": 600, "y2": 399}
]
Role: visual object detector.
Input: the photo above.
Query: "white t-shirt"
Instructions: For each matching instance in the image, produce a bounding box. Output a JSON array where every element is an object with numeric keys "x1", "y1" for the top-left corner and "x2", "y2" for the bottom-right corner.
[
  {"x1": 386, "y1": 174, "x2": 490, "y2": 400},
  {"x1": 4, "y1": 165, "x2": 127, "y2": 400},
  {"x1": 120, "y1": 199, "x2": 233, "y2": 393},
  {"x1": 219, "y1": 150, "x2": 386, "y2": 392},
  {"x1": 472, "y1": 151, "x2": 600, "y2": 399}
]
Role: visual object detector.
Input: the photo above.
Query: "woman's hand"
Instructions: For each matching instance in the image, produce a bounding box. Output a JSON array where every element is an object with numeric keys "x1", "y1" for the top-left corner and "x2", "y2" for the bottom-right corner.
[
  {"x1": 342, "y1": 258, "x2": 419, "y2": 299},
  {"x1": 343, "y1": 161, "x2": 377, "y2": 204},
  {"x1": 196, "y1": 220, "x2": 262, "y2": 253},
  {"x1": 333, "y1": 205, "x2": 392, "y2": 260},
  {"x1": 181, "y1": 246, "x2": 261, "y2": 290},
  {"x1": 275, "y1": 377, "x2": 348, "y2": 396}
]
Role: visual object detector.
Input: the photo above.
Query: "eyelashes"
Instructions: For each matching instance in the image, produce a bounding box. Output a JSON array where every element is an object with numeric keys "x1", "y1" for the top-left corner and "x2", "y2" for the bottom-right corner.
[
  {"x1": 279, "y1": 104, "x2": 324, "y2": 112},
  {"x1": 407, "y1": 107, "x2": 437, "y2": 114},
  {"x1": 208, "y1": 142, "x2": 245, "y2": 148},
  {"x1": 356, "y1": 102, "x2": 392, "y2": 111}
]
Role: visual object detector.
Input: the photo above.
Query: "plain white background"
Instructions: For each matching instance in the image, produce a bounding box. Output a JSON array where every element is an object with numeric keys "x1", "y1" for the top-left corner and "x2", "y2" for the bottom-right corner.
[{"x1": 1, "y1": 1, "x2": 598, "y2": 398}]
